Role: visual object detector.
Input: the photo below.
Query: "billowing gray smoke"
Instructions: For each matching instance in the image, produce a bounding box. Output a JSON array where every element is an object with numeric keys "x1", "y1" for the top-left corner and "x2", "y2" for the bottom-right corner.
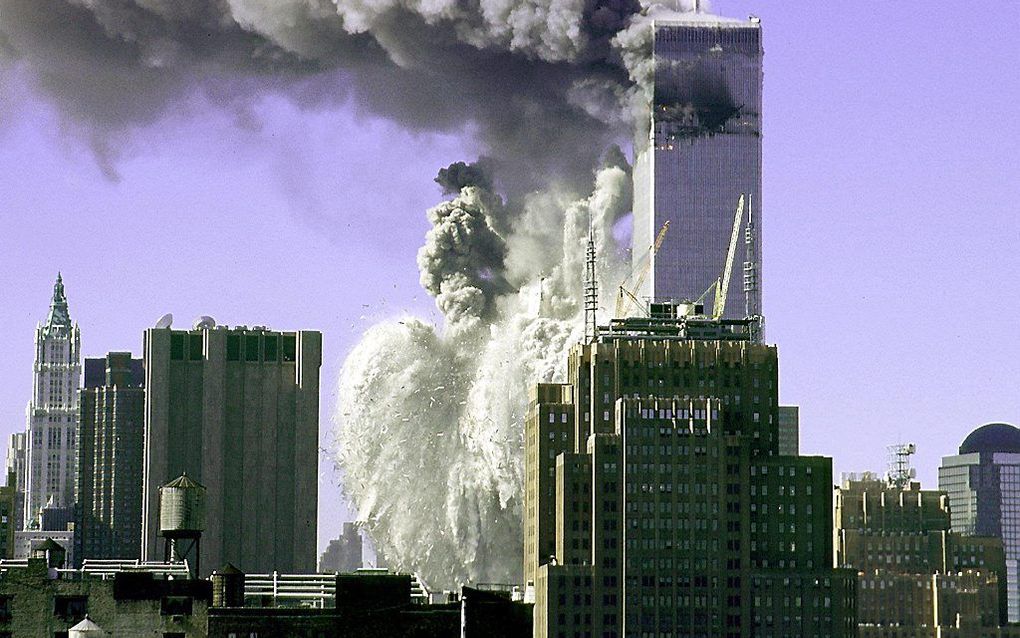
[
  {"x1": 435, "y1": 159, "x2": 495, "y2": 195},
  {"x1": 2, "y1": 0, "x2": 714, "y2": 588},
  {"x1": 0, "y1": 0, "x2": 658, "y2": 187},
  {"x1": 0, "y1": 0, "x2": 715, "y2": 186},
  {"x1": 336, "y1": 157, "x2": 630, "y2": 586}
]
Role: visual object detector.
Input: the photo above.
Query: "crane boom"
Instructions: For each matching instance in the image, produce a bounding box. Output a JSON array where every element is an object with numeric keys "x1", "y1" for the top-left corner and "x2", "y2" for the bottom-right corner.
[
  {"x1": 632, "y1": 220, "x2": 670, "y2": 302},
  {"x1": 714, "y1": 195, "x2": 744, "y2": 319},
  {"x1": 616, "y1": 221, "x2": 670, "y2": 318}
]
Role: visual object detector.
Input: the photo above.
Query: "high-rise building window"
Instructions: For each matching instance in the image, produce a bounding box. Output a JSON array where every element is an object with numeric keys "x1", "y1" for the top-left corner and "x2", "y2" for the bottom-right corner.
[
  {"x1": 245, "y1": 335, "x2": 260, "y2": 362},
  {"x1": 189, "y1": 334, "x2": 203, "y2": 360},
  {"x1": 170, "y1": 334, "x2": 185, "y2": 360},
  {"x1": 264, "y1": 335, "x2": 279, "y2": 362},
  {"x1": 282, "y1": 335, "x2": 297, "y2": 362}
]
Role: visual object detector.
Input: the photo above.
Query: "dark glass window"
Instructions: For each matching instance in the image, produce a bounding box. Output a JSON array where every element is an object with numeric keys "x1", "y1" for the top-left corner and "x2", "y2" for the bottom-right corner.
[
  {"x1": 226, "y1": 335, "x2": 241, "y2": 362},
  {"x1": 263, "y1": 335, "x2": 279, "y2": 362},
  {"x1": 53, "y1": 596, "x2": 87, "y2": 622},
  {"x1": 170, "y1": 334, "x2": 185, "y2": 361},
  {"x1": 282, "y1": 335, "x2": 297, "y2": 362},
  {"x1": 245, "y1": 335, "x2": 260, "y2": 362},
  {"x1": 160, "y1": 596, "x2": 193, "y2": 616},
  {"x1": 188, "y1": 334, "x2": 203, "y2": 360}
]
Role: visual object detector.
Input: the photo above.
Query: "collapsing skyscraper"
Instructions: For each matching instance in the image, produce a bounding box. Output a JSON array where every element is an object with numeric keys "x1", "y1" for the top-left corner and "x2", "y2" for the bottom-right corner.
[{"x1": 632, "y1": 11, "x2": 763, "y2": 319}]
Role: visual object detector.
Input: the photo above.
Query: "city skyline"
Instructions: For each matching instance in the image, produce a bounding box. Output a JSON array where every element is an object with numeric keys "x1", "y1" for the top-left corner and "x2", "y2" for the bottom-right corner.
[{"x1": 1, "y1": 0, "x2": 1018, "y2": 558}]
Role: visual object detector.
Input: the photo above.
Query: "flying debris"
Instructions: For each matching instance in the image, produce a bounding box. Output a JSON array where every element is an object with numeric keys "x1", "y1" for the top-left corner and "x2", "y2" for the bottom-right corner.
[{"x1": 335, "y1": 157, "x2": 632, "y2": 587}]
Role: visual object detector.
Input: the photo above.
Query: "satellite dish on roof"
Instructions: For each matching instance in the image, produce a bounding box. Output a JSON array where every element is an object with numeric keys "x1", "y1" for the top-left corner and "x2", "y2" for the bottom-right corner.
[
  {"x1": 193, "y1": 316, "x2": 216, "y2": 330},
  {"x1": 155, "y1": 313, "x2": 174, "y2": 329}
]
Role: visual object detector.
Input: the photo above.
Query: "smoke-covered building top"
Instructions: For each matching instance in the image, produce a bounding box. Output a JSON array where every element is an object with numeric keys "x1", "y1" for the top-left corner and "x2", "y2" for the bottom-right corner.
[{"x1": 645, "y1": 4, "x2": 755, "y2": 26}]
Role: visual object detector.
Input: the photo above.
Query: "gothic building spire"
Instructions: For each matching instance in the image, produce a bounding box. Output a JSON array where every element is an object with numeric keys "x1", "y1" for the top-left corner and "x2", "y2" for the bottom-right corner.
[{"x1": 46, "y1": 272, "x2": 71, "y2": 329}]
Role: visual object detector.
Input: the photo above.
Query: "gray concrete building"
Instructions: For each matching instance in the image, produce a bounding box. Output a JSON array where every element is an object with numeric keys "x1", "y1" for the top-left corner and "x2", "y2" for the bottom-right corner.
[
  {"x1": 23, "y1": 274, "x2": 81, "y2": 528},
  {"x1": 13, "y1": 530, "x2": 74, "y2": 565},
  {"x1": 836, "y1": 473, "x2": 1009, "y2": 633},
  {"x1": 141, "y1": 325, "x2": 321, "y2": 576},
  {"x1": 76, "y1": 352, "x2": 146, "y2": 563}
]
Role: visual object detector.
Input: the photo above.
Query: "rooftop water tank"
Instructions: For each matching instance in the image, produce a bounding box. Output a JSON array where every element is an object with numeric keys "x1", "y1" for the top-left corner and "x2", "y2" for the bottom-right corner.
[
  {"x1": 159, "y1": 473, "x2": 206, "y2": 535},
  {"x1": 69, "y1": 616, "x2": 105, "y2": 637}
]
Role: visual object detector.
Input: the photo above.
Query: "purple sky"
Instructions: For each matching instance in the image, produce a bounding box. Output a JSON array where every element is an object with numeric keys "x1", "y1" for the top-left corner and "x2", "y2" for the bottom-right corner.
[{"x1": 1, "y1": 1, "x2": 1018, "y2": 553}]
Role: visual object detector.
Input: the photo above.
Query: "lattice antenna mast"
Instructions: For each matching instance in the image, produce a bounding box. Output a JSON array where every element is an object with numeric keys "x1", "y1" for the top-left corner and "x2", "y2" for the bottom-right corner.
[
  {"x1": 886, "y1": 443, "x2": 917, "y2": 489},
  {"x1": 742, "y1": 194, "x2": 762, "y2": 342},
  {"x1": 584, "y1": 215, "x2": 599, "y2": 345}
]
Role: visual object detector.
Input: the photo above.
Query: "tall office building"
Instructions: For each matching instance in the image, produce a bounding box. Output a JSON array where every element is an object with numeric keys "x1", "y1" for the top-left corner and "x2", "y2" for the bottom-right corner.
[
  {"x1": 632, "y1": 10, "x2": 763, "y2": 318},
  {"x1": 525, "y1": 306, "x2": 855, "y2": 637},
  {"x1": 75, "y1": 352, "x2": 146, "y2": 563},
  {"x1": 5, "y1": 432, "x2": 26, "y2": 532},
  {"x1": 940, "y1": 422, "x2": 1020, "y2": 622},
  {"x1": 23, "y1": 274, "x2": 81, "y2": 528},
  {"x1": 836, "y1": 472, "x2": 1009, "y2": 633},
  {"x1": 319, "y1": 522, "x2": 364, "y2": 573},
  {"x1": 141, "y1": 325, "x2": 321, "y2": 575}
]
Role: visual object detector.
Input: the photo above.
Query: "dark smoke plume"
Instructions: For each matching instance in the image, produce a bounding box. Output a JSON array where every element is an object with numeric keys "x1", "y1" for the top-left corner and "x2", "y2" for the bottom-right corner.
[
  {"x1": 435, "y1": 159, "x2": 494, "y2": 195},
  {"x1": 653, "y1": 62, "x2": 742, "y2": 137},
  {"x1": 0, "y1": 0, "x2": 648, "y2": 189}
]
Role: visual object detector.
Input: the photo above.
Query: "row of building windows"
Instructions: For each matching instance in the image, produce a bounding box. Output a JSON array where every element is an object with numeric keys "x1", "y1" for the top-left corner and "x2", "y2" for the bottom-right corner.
[
  {"x1": 750, "y1": 503, "x2": 811, "y2": 516},
  {"x1": 169, "y1": 333, "x2": 297, "y2": 363}
]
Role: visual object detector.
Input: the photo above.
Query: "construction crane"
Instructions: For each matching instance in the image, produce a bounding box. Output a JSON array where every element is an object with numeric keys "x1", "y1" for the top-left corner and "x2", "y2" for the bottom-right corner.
[
  {"x1": 713, "y1": 194, "x2": 745, "y2": 318},
  {"x1": 615, "y1": 221, "x2": 670, "y2": 318}
]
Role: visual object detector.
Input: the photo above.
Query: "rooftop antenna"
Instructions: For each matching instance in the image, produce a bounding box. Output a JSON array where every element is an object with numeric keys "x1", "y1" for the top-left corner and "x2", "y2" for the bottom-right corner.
[
  {"x1": 886, "y1": 443, "x2": 917, "y2": 489},
  {"x1": 742, "y1": 193, "x2": 762, "y2": 342},
  {"x1": 583, "y1": 214, "x2": 598, "y2": 345}
]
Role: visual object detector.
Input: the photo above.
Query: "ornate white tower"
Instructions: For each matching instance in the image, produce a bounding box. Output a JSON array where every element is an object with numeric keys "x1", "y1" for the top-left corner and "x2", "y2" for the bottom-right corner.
[{"x1": 23, "y1": 274, "x2": 81, "y2": 528}]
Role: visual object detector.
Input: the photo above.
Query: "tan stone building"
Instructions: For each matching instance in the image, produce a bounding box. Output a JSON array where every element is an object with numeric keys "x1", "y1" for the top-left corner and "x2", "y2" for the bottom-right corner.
[
  {"x1": 0, "y1": 556, "x2": 210, "y2": 636},
  {"x1": 525, "y1": 309, "x2": 856, "y2": 638},
  {"x1": 836, "y1": 475, "x2": 1011, "y2": 636}
]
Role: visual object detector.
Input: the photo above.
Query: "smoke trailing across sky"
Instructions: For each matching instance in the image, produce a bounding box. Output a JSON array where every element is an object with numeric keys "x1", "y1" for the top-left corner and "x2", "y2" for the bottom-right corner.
[
  {"x1": 0, "y1": 0, "x2": 663, "y2": 187},
  {"x1": 2, "y1": 0, "x2": 713, "y2": 586}
]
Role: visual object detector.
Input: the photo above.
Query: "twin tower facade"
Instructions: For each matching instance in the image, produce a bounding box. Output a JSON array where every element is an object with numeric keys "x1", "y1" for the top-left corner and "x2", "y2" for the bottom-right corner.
[{"x1": 632, "y1": 11, "x2": 763, "y2": 319}]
